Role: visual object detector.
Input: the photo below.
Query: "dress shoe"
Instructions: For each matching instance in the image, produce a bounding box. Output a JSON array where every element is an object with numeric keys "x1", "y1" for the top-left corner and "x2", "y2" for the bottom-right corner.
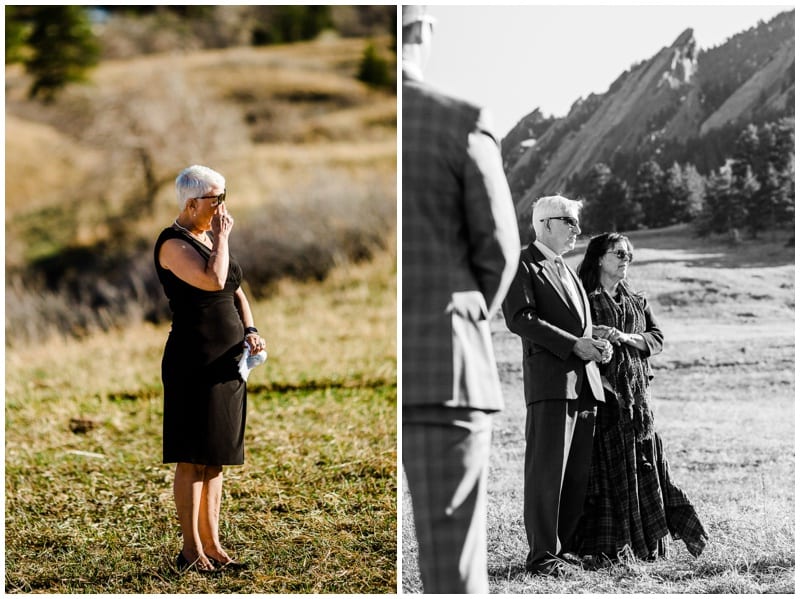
[
  {"x1": 558, "y1": 551, "x2": 583, "y2": 566},
  {"x1": 527, "y1": 557, "x2": 573, "y2": 577}
]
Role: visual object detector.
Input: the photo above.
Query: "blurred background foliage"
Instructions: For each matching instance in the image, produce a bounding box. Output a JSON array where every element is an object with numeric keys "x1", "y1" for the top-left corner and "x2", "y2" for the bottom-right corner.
[{"x1": 6, "y1": 5, "x2": 396, "y2": 98}]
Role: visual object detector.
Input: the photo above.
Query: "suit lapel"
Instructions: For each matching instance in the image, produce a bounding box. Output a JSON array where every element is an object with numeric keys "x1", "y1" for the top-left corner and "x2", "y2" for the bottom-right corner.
[
  {"x1": 564, "y1": 263, "x2": 590, "y2": 330},
  {"x1": 527, "y1": 244, "x2": 583, "y2": 325}
]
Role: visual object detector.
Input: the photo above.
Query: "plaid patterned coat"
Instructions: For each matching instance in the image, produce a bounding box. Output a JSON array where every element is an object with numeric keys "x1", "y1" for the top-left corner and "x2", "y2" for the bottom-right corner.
[{"x1": 402, "y1": 71, "x2": 519, "y2": 409}]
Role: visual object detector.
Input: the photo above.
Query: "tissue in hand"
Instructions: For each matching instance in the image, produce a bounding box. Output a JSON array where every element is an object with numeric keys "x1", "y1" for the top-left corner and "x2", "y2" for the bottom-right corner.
[{"x1": 238, "y1": 345, "x2": 268, "y2": 381}]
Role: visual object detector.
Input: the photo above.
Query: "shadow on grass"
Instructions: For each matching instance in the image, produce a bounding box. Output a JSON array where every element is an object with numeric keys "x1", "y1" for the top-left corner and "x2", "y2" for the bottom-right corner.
[{"x1": 107, "y1": 380, "x2": 395, "y2": 404}]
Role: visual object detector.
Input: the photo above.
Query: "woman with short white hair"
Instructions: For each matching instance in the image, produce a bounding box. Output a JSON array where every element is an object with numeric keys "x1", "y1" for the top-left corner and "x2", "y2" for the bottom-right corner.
[{"x1": 154, "y1": 164, "x2": 266, "y2": 573}]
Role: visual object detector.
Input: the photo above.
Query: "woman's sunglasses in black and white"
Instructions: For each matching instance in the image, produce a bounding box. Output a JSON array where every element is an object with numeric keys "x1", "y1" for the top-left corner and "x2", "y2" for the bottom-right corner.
[{"x1": 606, "y1": 249, "x2": 633, "y2": 262}]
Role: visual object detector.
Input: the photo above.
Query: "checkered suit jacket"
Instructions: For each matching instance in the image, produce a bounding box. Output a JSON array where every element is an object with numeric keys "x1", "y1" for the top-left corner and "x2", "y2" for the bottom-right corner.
[{"x1": 402, "y1": 71, "x2": 520, "y2": 409}]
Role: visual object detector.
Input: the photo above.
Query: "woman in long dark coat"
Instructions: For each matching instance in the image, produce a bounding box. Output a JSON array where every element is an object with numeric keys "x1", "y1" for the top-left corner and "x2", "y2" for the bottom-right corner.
[
  {"x1": 154, "y1": 165, "x2": 266, "y2": 572},
  {"x1": 575, "y1": 232, "x2": 707, "y2": 562}
]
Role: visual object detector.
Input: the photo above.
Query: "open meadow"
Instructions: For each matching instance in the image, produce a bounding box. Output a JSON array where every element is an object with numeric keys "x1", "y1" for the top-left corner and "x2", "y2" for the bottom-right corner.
[
  {"x1": 6, "y1": 251, "x2": 397, "y2": 594},
  {"x1": 6, "y1": 31, "x2": 397, "y2": 594},
  {"x1": 402, "y1": 225, "x2": 794, "y2": 593}
]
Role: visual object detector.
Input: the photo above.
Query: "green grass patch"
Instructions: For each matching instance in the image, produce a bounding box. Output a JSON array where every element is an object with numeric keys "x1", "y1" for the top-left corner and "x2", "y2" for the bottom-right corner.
[
  {"x1": 7, "y1": 253, "x2": 397, "y2": 593},
  {"x1": 6, "y1": 385, "x2": 396, "y2": 594}
]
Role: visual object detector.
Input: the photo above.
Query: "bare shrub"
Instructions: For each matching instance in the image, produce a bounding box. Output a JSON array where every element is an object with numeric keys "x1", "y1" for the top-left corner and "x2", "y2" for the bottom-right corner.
[
  {"x1": 80, "y1": 63, "x2": 249, "y2": 218},
  {"x1": 6, "y1": 167, "x2": 395, "y2": 346},
  {"x1": 5, "y1": 248, "x2": 169, "y2": 348},
  {"x1": 232, "y1": 168, "x2": 395, "y2": 296}
]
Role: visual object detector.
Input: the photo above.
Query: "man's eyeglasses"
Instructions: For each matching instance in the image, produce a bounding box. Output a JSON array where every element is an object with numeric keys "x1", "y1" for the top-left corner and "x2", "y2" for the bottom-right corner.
[
  {"x1": 541, "y1": 216, "x2": 579, "y2": 229},
  {"x1": 193, "y1": 189, "x2": 226, "y2": 207},
  {"x1": 606, "y1": 249, "x2": 633, "y2": 262}
]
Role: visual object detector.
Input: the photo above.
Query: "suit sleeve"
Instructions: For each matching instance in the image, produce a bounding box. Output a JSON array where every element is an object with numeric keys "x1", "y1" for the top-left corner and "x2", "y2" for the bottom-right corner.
[
  {"x1": 502, "y1": 258, "x2": 579, "y2": 361},
  {"x1": 639, "y1": 296, "x2": 664, "y2": 358},
  {"x1": 462, "y1": 108, "x2": 521, "y2": 317}
]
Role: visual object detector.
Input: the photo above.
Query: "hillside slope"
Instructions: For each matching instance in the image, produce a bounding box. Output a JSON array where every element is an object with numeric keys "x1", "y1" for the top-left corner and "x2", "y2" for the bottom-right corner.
[
  {"x1": 5, "y1": 36, "x2": 396, "y2": 268},
  {"x1": 5, "y1": 35, "x2": 397, "y2": 343}
]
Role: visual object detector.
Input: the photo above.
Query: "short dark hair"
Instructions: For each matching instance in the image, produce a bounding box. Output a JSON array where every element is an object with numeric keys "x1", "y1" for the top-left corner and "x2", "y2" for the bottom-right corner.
[{"x1": 577, "y1": 232, "x2": 633, "y2": 293}]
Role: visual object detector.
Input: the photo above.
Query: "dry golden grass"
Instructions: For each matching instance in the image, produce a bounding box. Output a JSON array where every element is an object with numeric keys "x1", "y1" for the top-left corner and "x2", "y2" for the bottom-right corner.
[
  {"x1": 6, "y1": 246, "x2": 396, "y2": 456},
  {"x1": 4, "y1": 116, "x2": 101, "y2": 217},
  {"x1": 5, "y1": 35, "x2": 396, "y2": 266}
]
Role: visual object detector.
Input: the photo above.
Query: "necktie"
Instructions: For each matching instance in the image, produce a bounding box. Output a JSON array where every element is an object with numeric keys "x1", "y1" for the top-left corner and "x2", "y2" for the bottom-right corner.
[{"x1": 554, "y1": 256, "x2": 583, "y2": 320}]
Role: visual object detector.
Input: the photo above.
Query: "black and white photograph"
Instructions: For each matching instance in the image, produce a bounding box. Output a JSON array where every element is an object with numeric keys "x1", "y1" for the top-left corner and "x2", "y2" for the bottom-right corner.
[{"x1": 401, "y1": 3, "x2": 794, "y2": 594}]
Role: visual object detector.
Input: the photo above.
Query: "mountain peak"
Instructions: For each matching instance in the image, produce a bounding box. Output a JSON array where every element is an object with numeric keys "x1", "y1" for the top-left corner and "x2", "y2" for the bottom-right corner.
[
  {"x1": 661, "y1": 28, "x2": 698, "y2": 88},
  {"x1": 672, "y1": 27, "x2": 695, "y2": 48},
  {"x1": 501, "y1": 11, "x2": 794, "y2": 222}
]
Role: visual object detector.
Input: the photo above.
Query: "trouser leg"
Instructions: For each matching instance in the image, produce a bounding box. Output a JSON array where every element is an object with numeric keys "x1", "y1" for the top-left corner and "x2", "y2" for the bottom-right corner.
[
  {"x1": 524, "y1": 399, "x2": 567, "y2": 569},
  {"x1": 557, "y1": 386, "x2": 597, "y2": 552},
  {"x1": 403, "y1": 405, "x2": 494, "y2": 594},
  {"x1": 524, "y1": 384, "x2": 596, "y2": 569}
]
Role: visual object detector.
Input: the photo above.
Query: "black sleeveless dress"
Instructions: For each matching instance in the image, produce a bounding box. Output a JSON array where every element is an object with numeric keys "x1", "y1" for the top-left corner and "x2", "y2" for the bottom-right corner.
[{"x1": 154, "y1": 227, "x2": 247, "y2": 466}]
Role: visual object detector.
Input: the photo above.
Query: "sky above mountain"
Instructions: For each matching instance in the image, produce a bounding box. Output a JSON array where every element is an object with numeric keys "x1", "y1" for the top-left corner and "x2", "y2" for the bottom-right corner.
[{"x1": 421, "y1": 3, "x2": 791, "y2": 136}]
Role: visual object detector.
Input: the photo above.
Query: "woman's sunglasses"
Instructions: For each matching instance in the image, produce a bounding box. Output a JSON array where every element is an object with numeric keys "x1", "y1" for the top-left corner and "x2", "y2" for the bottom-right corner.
[
  {"x1": 193, "y1": 190, "x2": 226, "y2": 207},
  {"x1": 606, "y1": 249, "x2": 633, "y2": 262}
]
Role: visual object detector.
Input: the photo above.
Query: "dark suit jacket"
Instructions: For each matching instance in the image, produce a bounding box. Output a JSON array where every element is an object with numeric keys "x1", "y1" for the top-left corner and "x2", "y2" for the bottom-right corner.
[
  {"x1": 402, "y1": 71, "x2": 519, "y2": 410},
  {"x1": 502, "y1": 243, "x2": 605, "y2": 404}
]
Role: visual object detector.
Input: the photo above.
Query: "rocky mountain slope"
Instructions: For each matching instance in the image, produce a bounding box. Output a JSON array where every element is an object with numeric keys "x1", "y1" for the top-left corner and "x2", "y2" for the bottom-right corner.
[{"x1": 503, "y1": 10, "x2": 794, "y2": 222}]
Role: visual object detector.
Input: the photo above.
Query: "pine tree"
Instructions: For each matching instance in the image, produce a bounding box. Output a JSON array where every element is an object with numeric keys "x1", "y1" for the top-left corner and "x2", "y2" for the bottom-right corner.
[
  {"x1": 681, "y1": 164, "x2": 706, "y2": 222},
  {"x1": 663, "y1": 163, "x2": 689, "y2": 226},
  {"x1": 357, "y1": 43, "x2": 392, "y2": 90},
  {"x1": 696, "y1": 164, "x2": 734, "y2": 235},
  {"x1": 631, "y1": 160, "x2": 666, "y2": 228},
  {"x1": 735, "y1": 163, "x2": 762, "y2": 237},
  {"x1": 579, "y1": 163, "x2": 640, "y2": 233},
  {"x1": 5, "y1": 6, "x2": 30, "y2": 64},
  {"x1": 23, "y1": 6, "x2": 100, "y2": 101},
  {"x1": 764, "y1": 119, "x2": 795, "y2": 225}
]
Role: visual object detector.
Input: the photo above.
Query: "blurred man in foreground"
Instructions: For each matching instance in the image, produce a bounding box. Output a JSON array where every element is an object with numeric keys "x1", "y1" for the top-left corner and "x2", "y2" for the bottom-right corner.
[{"x1": 401, "y1": 5, "x2": 520, "y2": 593}]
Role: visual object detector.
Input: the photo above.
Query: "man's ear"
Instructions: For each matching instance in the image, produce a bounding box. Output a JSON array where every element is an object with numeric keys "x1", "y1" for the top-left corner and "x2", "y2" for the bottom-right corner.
[{"x1": 405, "y1": 21, "x2": 424, "y2": 44}]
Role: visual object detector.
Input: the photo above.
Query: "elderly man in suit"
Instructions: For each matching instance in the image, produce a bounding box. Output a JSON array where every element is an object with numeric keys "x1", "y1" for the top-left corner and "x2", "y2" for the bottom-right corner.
[
  {"x1": 502, "y1": 195, "x2": 612, "y2": 575},
  {"x1": 401, "y1": 5, "x2": 520, "y2": 594}
]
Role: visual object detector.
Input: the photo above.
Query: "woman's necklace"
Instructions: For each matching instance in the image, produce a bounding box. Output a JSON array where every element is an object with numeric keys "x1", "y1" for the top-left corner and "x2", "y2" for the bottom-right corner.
[{"x1": 173, "y1": 219, "x2": 208, "y2": 243}]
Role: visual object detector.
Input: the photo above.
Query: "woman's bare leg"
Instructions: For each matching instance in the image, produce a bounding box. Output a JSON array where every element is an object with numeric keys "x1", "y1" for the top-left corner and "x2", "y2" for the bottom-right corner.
[
  {"x1": 199, "y1": 465, "x2": 235, "y2": 564},
  {"x1": 174, "y1": 462, "x2": 215, "y2": 570}
]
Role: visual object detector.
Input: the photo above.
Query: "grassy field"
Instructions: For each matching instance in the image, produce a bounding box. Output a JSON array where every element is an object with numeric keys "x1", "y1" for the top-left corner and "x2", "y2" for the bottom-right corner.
[
  {"x1": 402, "y1": 225, "x2": 794, "y2": 593},
  {"x1": 5, "y1": 29, "x2": 398, "y2": 593},
  {"x1": 5, "y1": 251, "x2": 397, "y2": 593}
]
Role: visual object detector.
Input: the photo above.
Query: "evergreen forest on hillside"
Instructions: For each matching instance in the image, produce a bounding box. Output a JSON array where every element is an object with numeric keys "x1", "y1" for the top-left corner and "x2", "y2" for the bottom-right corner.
[{"x1": 571, "y1": 117, "x2": 794, "y2": 239}]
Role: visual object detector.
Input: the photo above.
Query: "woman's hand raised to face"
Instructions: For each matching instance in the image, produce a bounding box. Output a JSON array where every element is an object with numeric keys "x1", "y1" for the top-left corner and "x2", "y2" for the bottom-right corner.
[{"x1": 212, "y1": 203, "x2": 234, "y2": 239}]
